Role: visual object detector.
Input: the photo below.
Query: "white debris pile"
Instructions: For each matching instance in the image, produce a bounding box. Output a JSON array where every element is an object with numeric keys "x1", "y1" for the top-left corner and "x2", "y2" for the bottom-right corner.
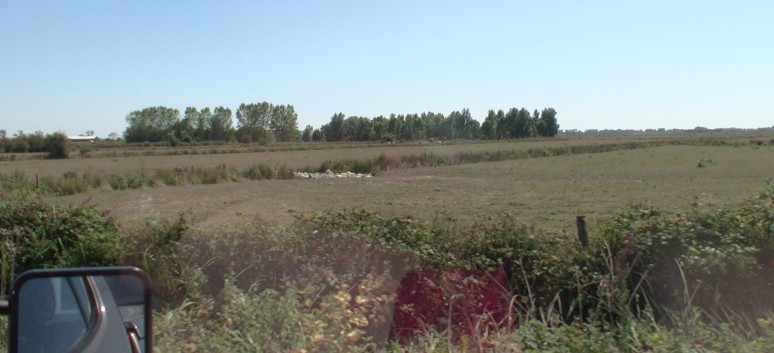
[{"x1": 294, "y1": 169, "x2": 373, "y2": 179}]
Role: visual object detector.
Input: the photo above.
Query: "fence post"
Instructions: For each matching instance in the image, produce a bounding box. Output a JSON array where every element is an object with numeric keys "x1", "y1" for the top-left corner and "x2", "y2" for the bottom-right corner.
[{"x1": 577, "y1": 215, "x2": 588, "y2": 249}]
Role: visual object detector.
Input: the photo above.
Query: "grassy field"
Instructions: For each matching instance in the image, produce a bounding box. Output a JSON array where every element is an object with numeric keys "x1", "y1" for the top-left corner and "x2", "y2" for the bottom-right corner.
[
  {"x1": 0, "y1": 135, "x2": 716, "y2": 178},
  {"x1": 4, "y1": 134, "x2": 774, "y2": 352},
  {"x1": 50, "y1": 141, "x2": 774, "y2": 233}
]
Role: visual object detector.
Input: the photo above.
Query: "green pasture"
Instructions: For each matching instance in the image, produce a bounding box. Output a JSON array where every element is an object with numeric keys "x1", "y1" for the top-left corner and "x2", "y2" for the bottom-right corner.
[
  {"x1": 0, "y1": 136, "x2": 703, "y2": 178},
  {"x1": 2, "y1": 139, "x2": 522, "y2": 177},
  {"x1": 55, "y1": 143, "x2": 774, "y2": 233},
  {"x1": 4, "y1": 136, "x2": 774, "y2": 353}
]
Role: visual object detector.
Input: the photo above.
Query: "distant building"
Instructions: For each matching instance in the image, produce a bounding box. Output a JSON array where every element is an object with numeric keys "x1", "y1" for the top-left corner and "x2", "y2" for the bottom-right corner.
[{"x1": 68, "y1": 135, "x2": 96, "y2": 143}]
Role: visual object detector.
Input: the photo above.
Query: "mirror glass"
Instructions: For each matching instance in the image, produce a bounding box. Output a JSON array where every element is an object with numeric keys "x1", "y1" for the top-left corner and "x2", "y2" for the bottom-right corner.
[
  {"x1": 12, "y1": 269, "x2": 150, "y2": 353},
  {"x1": 17, "y1": 277, "x2": 89, "y2": 352}
]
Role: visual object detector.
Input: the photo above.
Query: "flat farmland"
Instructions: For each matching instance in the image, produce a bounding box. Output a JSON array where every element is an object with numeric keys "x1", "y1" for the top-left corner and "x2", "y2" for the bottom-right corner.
[
  {"x1": 53, "y1": 142, "x2": 774, "y2": 233},
  {"x1": 4, "y1": 137, "x2": 683, "y2": 178}
]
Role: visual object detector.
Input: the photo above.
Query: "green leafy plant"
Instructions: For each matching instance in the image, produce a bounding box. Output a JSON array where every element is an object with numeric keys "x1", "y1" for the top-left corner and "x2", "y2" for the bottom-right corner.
[{"x1": 0, "y1": 195, "x2": 122, "y2": 295}]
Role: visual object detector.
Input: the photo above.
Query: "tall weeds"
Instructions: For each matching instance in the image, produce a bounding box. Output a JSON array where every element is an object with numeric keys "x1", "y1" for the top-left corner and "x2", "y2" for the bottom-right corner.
[
  {"x1": 0, "y1": 194, "x2": 123, "y2": 296},
  {"x1": 3, "y1": 184, "x2": 774, "y2": 352}
]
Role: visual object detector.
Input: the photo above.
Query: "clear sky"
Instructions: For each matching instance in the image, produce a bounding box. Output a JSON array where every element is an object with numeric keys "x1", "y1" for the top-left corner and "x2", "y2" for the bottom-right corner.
[{"x1": 1, "y1": 1, "x2": 772, "y2": 137}]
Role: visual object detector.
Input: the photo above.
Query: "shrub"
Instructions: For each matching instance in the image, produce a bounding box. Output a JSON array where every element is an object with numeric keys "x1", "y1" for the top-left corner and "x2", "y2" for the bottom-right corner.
[
  {"x1": 44, "y1": 132, "x2": 69, "y2": 159},
  {"x1": 76, "y1": 143, "x2": 93, "y2": 157},
  {"x1": 6, "y1": 180, "x2": 774, "y2": 351},
  {"x1": 0, "y1": 171, "x2": 33, "y2": 195},
  {"x1": 120, "y1": 213, "x2": 190, "y2": 305},
  {"x1": 101, "y1": 182, "x2": 774, "y2": 351},
  {"x1": 107, "y1": 174, "x2": 129, "y2": 190},
  {"x1": 243, "y1": 164, "x2": 275, "y2": 180},
  {"x1": 166, "y1": 132, "x2": 180, "y2": 147},
  {"x1": 0, "y1": 195, "x2": 122, "y2": 295},
  {"x1": 600, "y1": 183, "x2": 774, "y2": 323},
  {"x1": 276, "y1": 164, "x2": 295, "y2": 179}
]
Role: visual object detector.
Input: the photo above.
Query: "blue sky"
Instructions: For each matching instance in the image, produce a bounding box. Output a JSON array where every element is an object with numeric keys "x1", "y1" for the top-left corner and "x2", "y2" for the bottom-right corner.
[{"x1": 1, "y1": 1, "x2": 772, "y2": 137}]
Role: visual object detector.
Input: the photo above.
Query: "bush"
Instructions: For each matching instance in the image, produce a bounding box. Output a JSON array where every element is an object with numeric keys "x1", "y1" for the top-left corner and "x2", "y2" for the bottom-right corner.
[
  {"x1": 6, "y1": 181, "x2": 774, "y2": 351},
  {"x1": 107, "y1": 174, "x2": 130, "y2": 190},
  {"x1": 146, "y1": 194, "x2": 774, "y2": 352},
  {"x1": 120, "y1": 213, "x2": 190, "y2": 305},
  {"x1": 600, "y1": 183, "x2": 774, "y2": 322},
  {"x1": 44, "y1": 132, "x2": 69, "y2": 159},
  {"x1": 243, "y1": 164, "x2": 275, "y2": 180},
  {"x1": 166, "y1": 132, "x2": 180, "y2": 147},
  {"x1": 0, "y1": 171, "x2": 33, "y2": 195},
  {"x1": 0, "y1": 195, "x2": 123, "y2": 295},
  {"x1": 76, "y1": 143, "x2": 93, "y2": 157}
]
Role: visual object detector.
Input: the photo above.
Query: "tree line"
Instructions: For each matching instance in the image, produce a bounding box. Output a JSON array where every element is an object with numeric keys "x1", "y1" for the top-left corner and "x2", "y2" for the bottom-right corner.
[
  {"x1": 123, "y1": 102, "x2": 301, "y2": 144},
  {"x1": 124, "y1": 104, "x2": 557, "y2": 144},
  {"x1": 303, "y1": 107, "x2": 558, "y2": 142},
  {"x1": 0, "y1": 130, "x2": 69, "y2": 158},
  {"x1": 2, "y1": 104, "x2": 558, "y2": 149}
]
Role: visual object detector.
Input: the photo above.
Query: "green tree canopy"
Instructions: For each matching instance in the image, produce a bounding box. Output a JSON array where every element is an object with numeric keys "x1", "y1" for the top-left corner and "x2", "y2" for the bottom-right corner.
[
  {"x1": 124, "y1": 106, "x2": 180, "y2": 142},
  {"x1": 539, "y1": 108, "x2": 560, "y2": 137},
  {"x1": 480, "y1": 110, "x2": 497, "y2": 140},
  {"x1": 301, "y1": 125, "x2": 314, "y2": 142},
  {"x1": 236, "y1": 102, "x2": 272, "y2": 143},
  {"x1": 119, "y1": 103, "x2": 557, "y2": 144},
  {"x1": 321, "y1": 113, "x2": 345, "y2": 141},
  {"x1": 270, "y1": 104, "x2": 300, "y2": 142},
  {"x1": 209, "y1": 106, "x2": 234, "y2": 141}
]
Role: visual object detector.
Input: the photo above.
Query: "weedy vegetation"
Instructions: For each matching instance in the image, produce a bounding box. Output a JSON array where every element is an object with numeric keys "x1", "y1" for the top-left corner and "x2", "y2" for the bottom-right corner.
[
  {"x1": 2, "y1": 136, "x2": 774, "y2": 352},
  {"x1": 3, "y1": 182, "x2": 774, "y2": 352},
  {"x1": 0, "y1": 137, "x2": 763, "y2": 197}
]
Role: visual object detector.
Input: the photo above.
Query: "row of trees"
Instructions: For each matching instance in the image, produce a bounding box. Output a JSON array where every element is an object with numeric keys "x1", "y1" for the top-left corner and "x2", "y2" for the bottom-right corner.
[
  {"x1": 123, "y1": 102, "x2": 300, "y2": 143},
  {"x1": 302, "y1": 107, "x2": 559, "y2": 142},
  {"x1": 0, "y1": 130, "x2": 69, "y2": 158},
  {"x1": 481, "y1": 107, "x2": 559, "y2": 140},
  {"x1": 120, "y1": 104, "x2": 558, "y2": 144}
]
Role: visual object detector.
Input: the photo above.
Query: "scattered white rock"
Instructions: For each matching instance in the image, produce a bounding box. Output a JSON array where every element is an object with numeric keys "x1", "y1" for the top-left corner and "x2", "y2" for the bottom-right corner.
[{"x1": 294, "y1": 170, "x2": 373, "y2": 179}]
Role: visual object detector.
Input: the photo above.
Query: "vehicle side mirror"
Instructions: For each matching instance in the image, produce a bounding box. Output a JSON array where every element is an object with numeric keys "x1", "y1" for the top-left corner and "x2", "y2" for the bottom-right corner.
[{"x1": 7, "y1": 267, "x2": 152, "y2": 353}]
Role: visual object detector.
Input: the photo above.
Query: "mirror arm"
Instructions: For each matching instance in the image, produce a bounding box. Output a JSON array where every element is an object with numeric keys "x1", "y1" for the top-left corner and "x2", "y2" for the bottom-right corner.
[
  {"x1": 0, "y1": 299, "x2": 8, "y2": 315},
  {"x1": 125, "y1": 322, "x2": 142, "y2": 353}
]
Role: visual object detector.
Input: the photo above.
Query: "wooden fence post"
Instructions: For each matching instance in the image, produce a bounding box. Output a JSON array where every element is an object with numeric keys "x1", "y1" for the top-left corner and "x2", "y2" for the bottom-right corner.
[{"x1": 577, "y1": 215, "x2": 588, "y2": 250}]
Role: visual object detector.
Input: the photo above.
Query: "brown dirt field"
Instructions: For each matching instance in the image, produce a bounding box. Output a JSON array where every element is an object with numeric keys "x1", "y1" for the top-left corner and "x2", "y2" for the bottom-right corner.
[{"x1": 56, "y1": 144, "x2": 774, "y2": 233}]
